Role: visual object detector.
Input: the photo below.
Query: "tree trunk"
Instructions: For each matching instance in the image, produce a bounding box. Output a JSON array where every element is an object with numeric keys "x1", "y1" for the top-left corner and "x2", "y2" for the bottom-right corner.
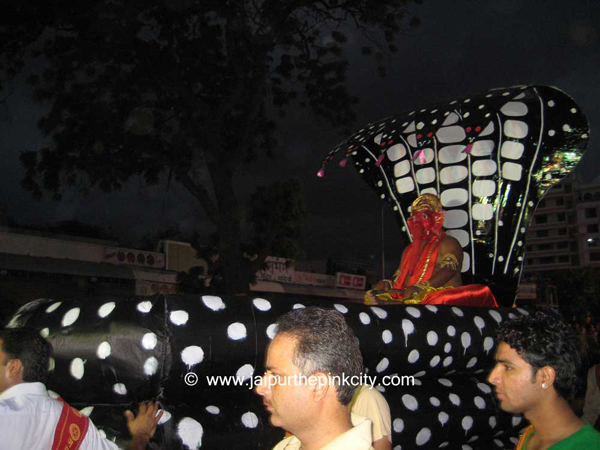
[{"x1": 209, "y1": 161, "x2": 250, "y2": 296}]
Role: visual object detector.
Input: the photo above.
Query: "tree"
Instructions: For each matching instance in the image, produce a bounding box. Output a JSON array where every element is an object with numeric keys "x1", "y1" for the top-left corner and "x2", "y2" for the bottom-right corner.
[
  {"x1": 1, "y1": 0, "x2": 419, "y2": 294},
  {"x1": 248, "y1": 179, "x2": 309, "y2": 260},
  {"x1": 179, "y1": 179, "x2": 309, "y2": 294}
]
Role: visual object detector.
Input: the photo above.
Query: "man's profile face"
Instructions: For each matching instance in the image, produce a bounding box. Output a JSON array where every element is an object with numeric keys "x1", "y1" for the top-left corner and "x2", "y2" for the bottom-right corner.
[
  {"x1": 255, "y1": 334, "x2": 313, "y2": 432},
  {"x1": 0, "y1": 339, "x2": 13, "y2": 394},
  {"x1": 487, "y1": 342, "x2": 543, "y2": 414}
]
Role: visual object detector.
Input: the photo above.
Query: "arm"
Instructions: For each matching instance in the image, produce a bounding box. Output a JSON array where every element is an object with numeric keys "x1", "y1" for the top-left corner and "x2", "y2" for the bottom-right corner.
[
  {"x1": 373, "y1": 437, "x2": 392, "y2": 450},
  {"x1": 350, "y1": 386, "x2": 392, "y2": 449},
  {"x1": 365, "y1": 248, "x2": 408, "y2": 303},
  {"x1": 124, "y1": 402, "x2": 163, "y2": 450},
  {"x1": 428, "y1": 235, "x2": 463, "y2": 287}
]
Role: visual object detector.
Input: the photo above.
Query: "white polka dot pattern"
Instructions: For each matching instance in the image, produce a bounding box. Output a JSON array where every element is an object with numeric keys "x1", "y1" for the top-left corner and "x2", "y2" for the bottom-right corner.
[{"x1": 16, "y1": 293, "x2": 533, "y2": 449}]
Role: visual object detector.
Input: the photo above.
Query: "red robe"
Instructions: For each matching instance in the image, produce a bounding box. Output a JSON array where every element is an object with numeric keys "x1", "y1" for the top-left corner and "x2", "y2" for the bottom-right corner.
[{"x1": 390, "y1": 232, "x2": 498, "y2": 307}]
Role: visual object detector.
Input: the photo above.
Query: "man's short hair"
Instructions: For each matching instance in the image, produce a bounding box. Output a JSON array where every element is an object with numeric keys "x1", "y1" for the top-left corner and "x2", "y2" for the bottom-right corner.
[
  {"x1": 496, "y1": 309, "x2": 581, "y2": 400},
  {"x1": 275, "y1": 307, "x2": 363, "y2": 406},
  {"x1": 0, "y1": 328, "x2": 52, "y2": 384}
]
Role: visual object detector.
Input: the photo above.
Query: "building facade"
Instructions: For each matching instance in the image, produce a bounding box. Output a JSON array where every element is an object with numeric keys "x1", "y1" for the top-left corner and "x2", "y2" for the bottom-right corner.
[
  {"x1": 524, "y1": 177, "x2": 600, "y2": 272},
  {"x1": 0, "y1": 230, "x2": 370, "y2": 317},
  {"x1": 0, "y1": 227, "x2": 178, "y2": 310}
]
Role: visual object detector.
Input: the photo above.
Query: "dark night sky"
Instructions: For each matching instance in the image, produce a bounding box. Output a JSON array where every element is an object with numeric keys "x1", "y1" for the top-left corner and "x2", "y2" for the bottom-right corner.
[{"x1": 1, "y1": 0, "x2": 599, "y2": 274}]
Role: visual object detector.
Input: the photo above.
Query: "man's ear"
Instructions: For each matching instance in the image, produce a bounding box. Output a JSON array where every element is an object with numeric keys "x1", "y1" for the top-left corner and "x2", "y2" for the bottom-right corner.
[
  {"x1": 310, "y1": 372, "x2": 330, "y2": 403},
  {"x1": 537, "y1": 366, "x2": 556, "y2": 389},
  {"x1": 5, "y1": 359, "x2": 23, "y2": 382}
]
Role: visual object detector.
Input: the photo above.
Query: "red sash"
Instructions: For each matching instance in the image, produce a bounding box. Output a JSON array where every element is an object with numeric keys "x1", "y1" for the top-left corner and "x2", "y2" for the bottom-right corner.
[
  {"x1": 391, "y1": 232, "x2": 444, "y2": 298},
  {"x1": 421, "y1": 284, "x2": 499, "y2": 307},
  {"x1": 52, "y1": 398, "x2": 90, "y2": 450}
]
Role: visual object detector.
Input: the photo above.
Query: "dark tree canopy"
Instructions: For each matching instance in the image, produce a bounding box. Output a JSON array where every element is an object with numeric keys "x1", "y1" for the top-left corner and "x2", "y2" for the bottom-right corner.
[{"x1": 1, "y1": 0, "x2": 420, "y2": 294}]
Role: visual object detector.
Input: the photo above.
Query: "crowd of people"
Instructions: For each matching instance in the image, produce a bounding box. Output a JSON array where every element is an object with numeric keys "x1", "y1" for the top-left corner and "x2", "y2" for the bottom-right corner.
[
  {"x1": 2, "y1": 306, "x2": 600, "y2": 449},
  {"x1": 571, "y1": 320, "x2": 600, "y2": 367},
  {"x1": 569, "y1": 317, "x2": 600, "y2": 431}
]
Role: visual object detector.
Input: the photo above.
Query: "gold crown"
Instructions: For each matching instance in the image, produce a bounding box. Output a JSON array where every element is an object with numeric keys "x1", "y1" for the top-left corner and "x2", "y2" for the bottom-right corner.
[{"x1": 411, "y1": 194, "x2": 443, "y2": 214}]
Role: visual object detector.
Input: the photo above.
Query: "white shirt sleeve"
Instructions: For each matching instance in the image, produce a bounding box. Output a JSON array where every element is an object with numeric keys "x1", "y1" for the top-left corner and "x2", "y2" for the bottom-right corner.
[{"x1": 81, "y1": 419, "x2": 122, "y2": 450}]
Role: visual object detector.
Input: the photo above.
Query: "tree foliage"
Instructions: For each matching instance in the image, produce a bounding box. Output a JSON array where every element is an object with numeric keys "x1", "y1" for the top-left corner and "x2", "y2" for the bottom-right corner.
[
  {"x1": 1, "y1": 0, "x2": 419, "y2": 294},
  {"x1": 248, "y1": 179, "x2": 309, "y2": 259}
]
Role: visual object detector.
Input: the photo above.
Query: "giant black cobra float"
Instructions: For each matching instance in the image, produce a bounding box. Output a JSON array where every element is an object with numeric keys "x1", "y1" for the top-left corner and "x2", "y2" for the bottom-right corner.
[{"x1": 317, "y1": 85, "x2": 589, "y2": 305}]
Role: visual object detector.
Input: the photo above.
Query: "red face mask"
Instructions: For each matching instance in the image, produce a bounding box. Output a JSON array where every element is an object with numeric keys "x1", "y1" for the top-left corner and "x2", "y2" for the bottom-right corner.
[{"x1": 408, "y1": 209, "x2": 444, "y2": 241}]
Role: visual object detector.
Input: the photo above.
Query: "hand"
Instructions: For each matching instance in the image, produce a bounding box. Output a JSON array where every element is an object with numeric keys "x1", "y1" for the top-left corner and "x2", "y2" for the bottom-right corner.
[
  {"x1": 403, "y1": 286, "x2": 421, "y2": 299},
  {"x1": 364, "y1": 290, "x2": 379, "y2": 305},
  {"x1": 373, "y1": 280, "x2": 393, "y2": 291},
  {"x1": 125, "y1": 401, "x2": 163, "y2": 442}
]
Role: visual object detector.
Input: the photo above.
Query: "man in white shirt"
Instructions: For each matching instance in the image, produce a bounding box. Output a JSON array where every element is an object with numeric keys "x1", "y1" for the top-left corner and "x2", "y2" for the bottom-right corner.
[
  {"x1": 0, "y1": 327, "x2": 162, "y2": 450},
  {"x1": 350, "y1": 385, "x2": 392, "y2": 450},
  {"x1": 255, "y1": 307, "x2": 374, "y2": 450}
]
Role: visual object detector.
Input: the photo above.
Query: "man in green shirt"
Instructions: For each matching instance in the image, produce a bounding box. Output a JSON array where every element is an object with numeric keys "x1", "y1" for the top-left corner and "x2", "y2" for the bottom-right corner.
[{"x1": 488, "y1": 309, "x2": 600, "y2": 450}]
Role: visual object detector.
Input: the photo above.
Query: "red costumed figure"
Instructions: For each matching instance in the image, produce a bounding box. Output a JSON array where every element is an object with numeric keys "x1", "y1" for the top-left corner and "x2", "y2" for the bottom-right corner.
[{"x1": 365, "y1": 194, "x2": 497, "y2": 307}]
